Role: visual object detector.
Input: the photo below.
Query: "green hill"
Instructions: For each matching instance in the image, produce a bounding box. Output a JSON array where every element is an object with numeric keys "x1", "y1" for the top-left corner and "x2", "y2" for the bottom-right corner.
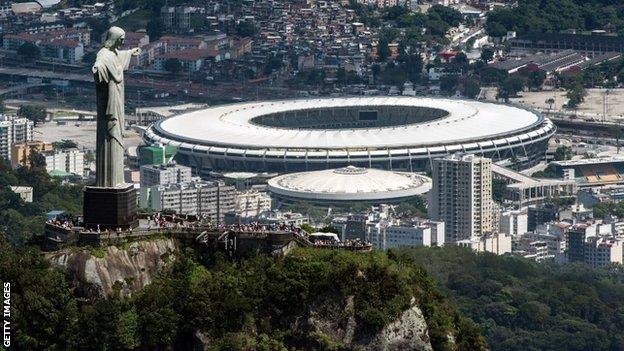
[
  {"x1": 399, "y1": 246, "x2": 624, "y2": 351},
  {"x1": 0, "y1": 241, "x2": 486, "y2": 351}
]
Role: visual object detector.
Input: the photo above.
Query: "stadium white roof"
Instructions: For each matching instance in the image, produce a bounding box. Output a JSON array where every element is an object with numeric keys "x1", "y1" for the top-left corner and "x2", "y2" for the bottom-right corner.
[
  {"x1": 155, "y1": 97, "x2": 543, "y2": 150},
  {"x1": 267, "y1": 166, "x2": 431, "y2": 202}
]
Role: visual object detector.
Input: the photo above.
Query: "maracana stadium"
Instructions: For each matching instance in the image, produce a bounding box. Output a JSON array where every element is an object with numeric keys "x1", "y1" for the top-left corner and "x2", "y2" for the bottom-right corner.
[{"x1": 143, "y1": 97, "x2": 555, "y2": 173}]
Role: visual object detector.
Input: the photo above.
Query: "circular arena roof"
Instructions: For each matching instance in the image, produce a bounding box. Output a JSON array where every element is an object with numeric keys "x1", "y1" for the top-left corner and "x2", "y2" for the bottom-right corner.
[
  {"x1": 152, "y1": 97, "x2": 544, "y2": 149},
  {"x1": 144, "y1": 96, "x2": 555, "y2": 173},
  {"x1": 267, "y1": 166, "x2": 432, "y2": 203}
]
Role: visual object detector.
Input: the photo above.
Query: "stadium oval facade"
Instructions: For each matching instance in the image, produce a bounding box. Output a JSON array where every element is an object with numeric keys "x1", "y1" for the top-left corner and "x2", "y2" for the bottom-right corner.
[{"x1": 143, "y1": 97, "x2": 555, "y2": 173}]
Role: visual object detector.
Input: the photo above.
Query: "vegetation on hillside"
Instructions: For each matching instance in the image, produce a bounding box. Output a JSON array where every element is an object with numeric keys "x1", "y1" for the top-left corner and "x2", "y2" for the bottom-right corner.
[
  {"x1": 398, "y1": 246, "x2": 624, "y2": 351},
  {"x1": 486, "y1": 0, "x2": 624, "y2": 36},
  {"x1": 0, "y1": 158, "x2": 83, "y2": 245},
  {"x1": 0, "y1": 242, "x2": 486, "y2": 350}
]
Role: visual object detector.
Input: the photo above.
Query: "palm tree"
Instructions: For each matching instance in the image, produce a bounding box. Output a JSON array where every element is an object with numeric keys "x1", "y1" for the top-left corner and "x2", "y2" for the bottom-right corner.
[{"x1": 546, "y1": 97, "x2": 555, "y2": 115}]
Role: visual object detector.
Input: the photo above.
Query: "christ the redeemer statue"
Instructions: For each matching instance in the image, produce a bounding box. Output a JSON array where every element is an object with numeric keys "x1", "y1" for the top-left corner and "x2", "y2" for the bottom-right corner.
[{"x1": 92, "y1": 26, "x2": 140, "y2": 188}]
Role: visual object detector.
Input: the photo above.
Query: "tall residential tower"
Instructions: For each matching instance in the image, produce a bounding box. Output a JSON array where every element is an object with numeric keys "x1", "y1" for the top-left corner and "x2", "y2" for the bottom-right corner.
[{"x1": 430, "y1": 154, "x2": 493, "y2": 243}]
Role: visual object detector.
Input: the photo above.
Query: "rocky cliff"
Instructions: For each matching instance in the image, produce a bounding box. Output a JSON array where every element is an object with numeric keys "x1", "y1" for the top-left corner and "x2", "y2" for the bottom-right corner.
[
  {"x1": 195, "y1": 294, "x2": 434, "y2": 351},
  {"x1": 304, "y1": 295, "x2": 434, "y2": 351},
  {"x1": 47, "y1": 239, "x2": 177, "y2": 298}
]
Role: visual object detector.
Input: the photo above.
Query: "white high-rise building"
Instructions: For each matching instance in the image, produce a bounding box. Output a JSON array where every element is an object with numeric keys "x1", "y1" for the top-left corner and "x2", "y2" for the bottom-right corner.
[
  {"x1": 430, "y1": 154, "x2": 493, "y2": 243},
  {"x1": 234, "y1": 190, "x2": 272, "y2": 217},
  {"x1": 140, "y1": 181, "x2": 235, "y2": 222},
  {"x1": 140, "y1": 163, "x2": 192, "y2": 187},
  {"x1": 456, "y1": 233, "x2": 512, "y2": 255},
  {"x1": 42, "y1": 148, "x2": 84, "y2": 176},
  {"x1": 0, "y1": 116, "x2": 34, "y2": 161},
  {"x1": 500, "y1": 210, "x2": 528, "y2": 237},
  {"x1": 369, "y1": 220, "x2": 445, "y2": 250},
  {"x1": 583, "y1": 237, "x2": 623, "y2": 267}
]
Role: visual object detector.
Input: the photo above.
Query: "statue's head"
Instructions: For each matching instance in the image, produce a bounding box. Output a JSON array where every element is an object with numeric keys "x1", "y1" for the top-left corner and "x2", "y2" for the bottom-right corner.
[{"x1": 104, "y1": 26, "x2": 125, "y2": 49}]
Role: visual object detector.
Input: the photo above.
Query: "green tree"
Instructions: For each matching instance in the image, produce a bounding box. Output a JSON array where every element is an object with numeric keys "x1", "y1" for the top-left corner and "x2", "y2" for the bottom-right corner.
[
  {"x1": 237, "y1": 20, "x2": 258, "y2": 37},
  {"x1": 531, "y1": 163, "x2": 558, "y2": 178},
  {"x1": 454, "y1": 52, "x2": 469, "y2": 67},
  {"x1": 17, "y1": 105, "x2": 46, "y2": 125},
  {"x1": 492, "y1": 179, "x2": 507, "y2": 203},
  {"x1": 0, "y1": 240, "x2": 78, "y2": 350},
  {"x1": 463, "y1": 77, "x2": 481, "y2": 99},
  {"x1": 116, "y1": 308, "x2": 140, "y2": 349},
  {"x1": 527, "y1": 70, "x2": 546, "y2": 91},
  {"x1": 300, "y1": 223, "x2": 315, "y2": 233},
  {"x1": 17, "y1": 42, "x2": 40, "y2": 61},
  {"x1": 553, "y1": 146, "x2": 573, "y2": 161},
  {"x1": 428, "y1": 4, "x2": 463, "y2": 27},
  {"x1": 383, "y1": 5, "x2": 408, "y2": 20},
  {"x1": 546, "y1": 97, "x2": 555, "y2": 113},
  {"x1": 84, "y1": 150, "x2": 95, "y2": 164},
  {"x1": 163, "y1": 58, "x2": 182, "y2": 75},
  {"x1": 566, "y1": 83, "x2": 587, "y2": 109},
  {"x1": 85, "y1": 17, "x2": 110, "y2": 43},
  {"x1": 146, "y1": 18, "x2": 163, "y2": 40},
  {"x1": 377, "y1": 38, "x2": 391, "y2": 62},
  {"x1": 485, "y1": 21, "x2": 507, "y2": 38},
  {"x1": 400, "y1": 245, "x2": 624, "y2": 351},
  {"x1": 52, "y1": 139, "x2": 78, "y2": 150},
  {"x1": 481, "y1": 47, "x2": 494, "y2": 62},
  {"x1": 440, "y1": 75, "x2": 459, "y2": 95},
  {"x1": 136, "y1": 284, "x2": 179, "y2": 349},
  {"x1": 498, "y1": 75, "x2": 526, "y2": 101}
]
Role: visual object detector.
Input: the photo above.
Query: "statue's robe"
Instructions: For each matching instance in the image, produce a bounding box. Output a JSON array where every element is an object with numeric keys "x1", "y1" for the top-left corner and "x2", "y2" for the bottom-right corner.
[{"x1": 92, "y1": 47, "x2": 132, "y2": 188}]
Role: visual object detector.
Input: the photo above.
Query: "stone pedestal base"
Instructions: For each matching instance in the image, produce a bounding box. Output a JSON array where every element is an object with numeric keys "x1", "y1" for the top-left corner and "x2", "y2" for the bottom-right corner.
[{"x1": 83, "y1": 184, "x2": 138, "y2": 230}]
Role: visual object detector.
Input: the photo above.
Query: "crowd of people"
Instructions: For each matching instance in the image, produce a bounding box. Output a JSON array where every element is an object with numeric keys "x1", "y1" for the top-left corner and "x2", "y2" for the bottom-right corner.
[
  {"x1": 46, "y1": 217, "x2": 75, "y2": 229},
  {"x1": 47, "y1": 211, "x2": 370, "y2": 250},
  {"x1": 309, "y1": 237, "x2": 371, "y2": 249},
  {"x1": 146, "y1": 212, "x2": 174, "y2": 229},
  {"x1": 343, "y1": 238, "x2": 370, "y2": 248},
  {"x1": 219, "y1": 222, "x2": 304, "y2": 235}
]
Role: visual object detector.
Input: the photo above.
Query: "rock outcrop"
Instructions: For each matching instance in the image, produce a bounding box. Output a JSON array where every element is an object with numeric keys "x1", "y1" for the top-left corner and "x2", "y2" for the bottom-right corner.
[
  {"x1": 47, "y1": 239, "x2": 177, "y2": 298},
  {"x1": 306, "y1": 295, "x2": 433, "y2": 351}
]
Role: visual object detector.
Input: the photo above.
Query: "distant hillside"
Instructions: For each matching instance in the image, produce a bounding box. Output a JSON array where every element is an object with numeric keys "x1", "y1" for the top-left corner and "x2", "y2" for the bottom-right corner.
[
  {"x1": 487, "y1": 0, "x2": 624, "y2": 36},
  {"x1": 399, "y1": 246, "x2": 624, "y2": 351}
]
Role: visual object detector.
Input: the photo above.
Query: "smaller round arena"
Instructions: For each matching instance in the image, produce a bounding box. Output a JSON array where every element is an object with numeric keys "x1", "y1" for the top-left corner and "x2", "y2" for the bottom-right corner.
[{"x1": 267, "y1": 166, "x2": 431, "y2": 206}]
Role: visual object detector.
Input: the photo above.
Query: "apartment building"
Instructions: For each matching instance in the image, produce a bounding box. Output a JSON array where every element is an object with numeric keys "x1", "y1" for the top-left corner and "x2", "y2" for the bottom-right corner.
[
  {"x1": 140, "y1": 163, "x2": 192, "y2": 187},
  {"x1": 140, "y1": 181, "x2": 235, "y2": 223},
  {"x1": 234, "y1": 190, "x2": 272, "y2": 217},
  {"x1": 500, "y1": 210, "x2": 528, "y2": 237},
  {"x1": 0, "y1": 116, "x2": 34, "y2": 161},
  {"x1": 10, "y1": 140, "x2": 52, "y2": 168},
  {"x1": 3, "y1": 28, "x2": 90, "y2": 63},
  {"x1": 369, "y1": 220, "x2": 445, "y2": 250},
  {"x1": 583, "y1": 237, "x2": 623, "y2": 267},
  {"x1": 430, "y1": 154, "x2": 493, "y2": 243},
  {"x1": 42, "y1": 148, "x2": 84, "y2": 176},
  {"x1": 456, "y1": 233, "x2": 512, "y2": 255}
]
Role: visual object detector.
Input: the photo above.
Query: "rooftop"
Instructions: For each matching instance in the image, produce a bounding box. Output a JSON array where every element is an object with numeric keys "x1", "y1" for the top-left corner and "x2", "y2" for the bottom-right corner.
[
  {"x1": 267, "y1": 166, "x2": 431, "y2": 202},
  {"x1": 153, "y1": 97, "x2": 546, "y2": 150}
]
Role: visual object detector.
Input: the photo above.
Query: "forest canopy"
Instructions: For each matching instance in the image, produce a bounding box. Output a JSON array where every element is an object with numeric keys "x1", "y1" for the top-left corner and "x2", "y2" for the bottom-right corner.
[{"x1": 487, "y1": 0, "x2": 624, "y2": 36}]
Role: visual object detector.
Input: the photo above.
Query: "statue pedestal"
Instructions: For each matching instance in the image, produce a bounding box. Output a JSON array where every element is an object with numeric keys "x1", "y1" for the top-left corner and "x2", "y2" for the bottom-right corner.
[{"x1": 83, "y1": 184, "x2": 138, "y2": 230}]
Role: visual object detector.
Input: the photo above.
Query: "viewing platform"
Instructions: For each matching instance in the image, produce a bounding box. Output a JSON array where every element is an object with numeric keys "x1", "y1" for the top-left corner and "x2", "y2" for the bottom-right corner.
[{"x1": 43, "y1": 214, "x2": 372, "y2": 255}]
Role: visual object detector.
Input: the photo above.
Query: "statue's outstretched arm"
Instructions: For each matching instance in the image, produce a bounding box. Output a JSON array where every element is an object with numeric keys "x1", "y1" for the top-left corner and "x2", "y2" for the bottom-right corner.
[{"x1": 117, "y1": 48, "x2": 141, "y2": 71}]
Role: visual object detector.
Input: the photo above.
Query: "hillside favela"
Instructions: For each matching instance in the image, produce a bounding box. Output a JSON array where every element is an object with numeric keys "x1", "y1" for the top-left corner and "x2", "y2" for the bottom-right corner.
[{"x1": 3, "y1": 0, "x2": 624, "y2": 350}]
